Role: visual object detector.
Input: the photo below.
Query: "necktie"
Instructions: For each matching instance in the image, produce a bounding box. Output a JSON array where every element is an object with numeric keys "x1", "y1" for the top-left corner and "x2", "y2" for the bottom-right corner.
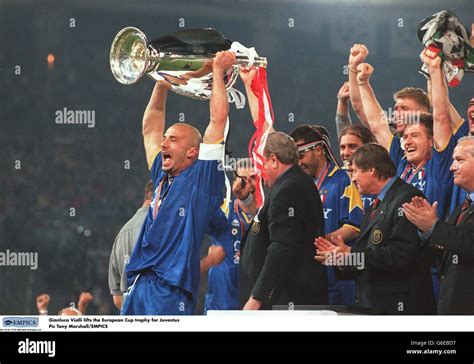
[
  {"x1": 456, "y1": 196, "x2": 472, "y2": 226},
  {"x1": 370, "y1": 198, "x2": 381, "y2": 221}
]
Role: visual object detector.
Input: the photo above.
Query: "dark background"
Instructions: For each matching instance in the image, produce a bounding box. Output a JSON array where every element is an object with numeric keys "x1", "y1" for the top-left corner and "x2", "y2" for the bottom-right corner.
[{"x1": 0, "y1": 0, "x2": 472, "y2": 315}]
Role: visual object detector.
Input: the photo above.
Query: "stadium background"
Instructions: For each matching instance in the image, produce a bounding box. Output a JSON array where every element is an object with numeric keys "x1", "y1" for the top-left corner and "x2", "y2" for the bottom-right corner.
[{"x1": 0, "y1": 0, "x2": 472, "y2": 314}]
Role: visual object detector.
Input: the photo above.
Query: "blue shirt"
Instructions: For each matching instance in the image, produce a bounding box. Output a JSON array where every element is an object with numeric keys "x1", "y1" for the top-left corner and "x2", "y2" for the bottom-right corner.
[
  {"x1": 377, "y1": 176, "x2": 397, "y2": 202},
  {"x1": 389, "y1": 135, "x2": 455, "y2": 219},
  {"x1": 315, "y1": 162, "x2": 363, "y2": 237},
  {"x1": 452, "y1": 119, "x2": 469, "y2": 142},
  {"x1": 316, "y1": 162, "x2": 363, "y2": 305},
  {"x1": 468, "y1": 192, "x2": 474, "y2": 204},
  {"x1": 212, "y1": 198, "x2": 253, "y2": 266},
  {"x1": 205, "y1": 198, "x2": 253, "y2": 311},
  {"x1": 361, "y1": 194, "x2": 376, "y2": 212},
  {"x1": 127, "y1": 144, "x2": 225, "y2": 300}
]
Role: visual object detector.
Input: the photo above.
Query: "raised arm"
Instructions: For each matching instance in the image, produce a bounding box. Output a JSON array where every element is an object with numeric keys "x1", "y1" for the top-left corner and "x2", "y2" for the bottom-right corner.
[
  {"x1": 203, "y1": 51, "x2": 236, "y2": 144},
  {"x1": 420, "y1": 48, "x2": 451, "y2": 149},
  {"x1": 142, "y1": 82, "x2": 169, "y2": 168},
  {"x1": 239, "y1": 66, "x2": 274, "y2": 134},
  {"x1": 335, "y1": 81, "x2": 352, "y2": 138},
  {"x1": 426, "y1": 63, "x2": 464, "y2": 135},
  {"x1": 240, "y1": 66, "x2": 259, "y2": 122},
  {"x1": 348, "y1": 44, "x2": 369, "y2": 126},
  {"x1": 357, "y1": 63, "x2": 393, "y2": 150}
]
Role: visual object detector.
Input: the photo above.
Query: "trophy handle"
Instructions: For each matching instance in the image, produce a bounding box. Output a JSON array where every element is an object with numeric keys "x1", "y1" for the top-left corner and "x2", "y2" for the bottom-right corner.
[
  {"x1": 236, "y1": 55, "x2": 268, "y2": 68},
  {"x1": 146, "y1": 53, "x2": 267, "y2": 72}
]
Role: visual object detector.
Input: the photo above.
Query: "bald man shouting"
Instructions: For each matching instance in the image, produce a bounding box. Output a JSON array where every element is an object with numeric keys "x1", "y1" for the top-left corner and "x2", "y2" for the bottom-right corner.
[{"x1": 122, "y1": 51, "x2": 235, "y2": 315}]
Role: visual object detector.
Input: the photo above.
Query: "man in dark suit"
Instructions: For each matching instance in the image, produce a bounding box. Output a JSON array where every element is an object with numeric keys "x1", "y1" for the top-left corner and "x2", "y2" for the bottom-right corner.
[
  {"x1": 404, "y1": 136, "x2": 474, "y2": 314},
  {"x1": 240, "y1": 132, "x2": 327, "y2": 310},
  {"x1": 316, "y1": 144, "x2": 435, "y2": 314}
]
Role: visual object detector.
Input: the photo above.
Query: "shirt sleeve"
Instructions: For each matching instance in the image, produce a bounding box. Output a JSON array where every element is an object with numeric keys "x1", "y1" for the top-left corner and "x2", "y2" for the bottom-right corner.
[
  {"x1": 452, "y1": 119, "x2": 468, "y2": 141},
  {"x1": 108, "y1": 236, "x2": 123, "y2": 295},
  {"x1": 432, "y1": 137, "x2": 456, "y2": 184},
  {"x1": 207, "y1": 204, "x2": 230, "y2": 246},
  {"x1": 389, "y1": 135, "x2": 404, "y2": 167},
  {"x1": 194, "y1": 143, "x2": 225, "y2": 195}
]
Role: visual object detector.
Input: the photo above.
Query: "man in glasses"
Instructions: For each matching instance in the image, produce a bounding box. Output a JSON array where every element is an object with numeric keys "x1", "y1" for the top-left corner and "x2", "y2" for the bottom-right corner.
[{"x1": 290, "y1": 125, "x2": 363, "y2": 306}]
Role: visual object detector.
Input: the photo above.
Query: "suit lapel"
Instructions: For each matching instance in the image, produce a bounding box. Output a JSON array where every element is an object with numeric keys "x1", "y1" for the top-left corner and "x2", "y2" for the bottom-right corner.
[
  {"x1": 439, "y1": 204, "x2": 474, "y2": 273},
  {"x1": 357, "y1": 178, "x2": 401, "y2": 243},
  {"x1": 458, "y1": 206, "x2": 474, "y2": 226},
  {"x1": 358, "y1": 207, "x2": 384, "y2": 242},
  {"x1": 446, "y1": 204, "x2": 462, "y2": 224}
]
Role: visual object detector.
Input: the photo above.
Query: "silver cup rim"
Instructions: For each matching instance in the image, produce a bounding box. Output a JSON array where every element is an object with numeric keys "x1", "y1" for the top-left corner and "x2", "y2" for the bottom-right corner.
[{"x1": 110, "y1": 26, "x2": 149, "y2": 84}]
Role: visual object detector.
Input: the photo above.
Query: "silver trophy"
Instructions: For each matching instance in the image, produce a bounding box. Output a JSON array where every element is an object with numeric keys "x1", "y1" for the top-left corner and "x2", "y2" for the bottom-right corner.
[{"x1": 110, "y1": 27, "x2": 267, "y2": 100}]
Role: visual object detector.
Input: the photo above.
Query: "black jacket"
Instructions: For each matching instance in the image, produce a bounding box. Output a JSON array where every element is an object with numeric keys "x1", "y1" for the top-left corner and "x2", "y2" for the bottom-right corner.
[
  {"x1": 340, "y1": 178, "x2": 435, "y2": 314},
  {"x1": 431, "y1": 198, "x2": 474, "y2": 314},
  {"x1": 240, "y1": 165, "x2": 327, "y2": 309}
]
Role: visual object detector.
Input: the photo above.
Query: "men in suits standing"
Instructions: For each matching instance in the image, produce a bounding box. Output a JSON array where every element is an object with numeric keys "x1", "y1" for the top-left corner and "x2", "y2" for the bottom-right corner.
[
  {"x1": 315, "y1": 144, "x2": 434, "y2": 314},
  {"x1": 403, "y1": 136, "x2": 474, "y2": 314},
  {"x1": 240, "y1": 132, "x2": 327, "y2": 310}
]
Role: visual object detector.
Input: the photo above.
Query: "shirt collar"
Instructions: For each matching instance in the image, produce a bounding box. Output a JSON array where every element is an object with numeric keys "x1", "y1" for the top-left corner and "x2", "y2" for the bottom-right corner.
[
  {"x1": 377, "y1": 176, "x2": 397, "y2": 202},
  {"x1": 469, "y1": 192, "x2": 474, "y2": 204}
]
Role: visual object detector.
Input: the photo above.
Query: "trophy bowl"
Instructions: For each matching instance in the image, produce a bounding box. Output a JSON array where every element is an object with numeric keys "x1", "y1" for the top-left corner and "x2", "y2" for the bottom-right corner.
[
  {"x1": 110, "y1": 27, "x2": 267, "y2": 100},
  {"x1": 110, "y1": 27, "x2": 149, "y2": 85}
]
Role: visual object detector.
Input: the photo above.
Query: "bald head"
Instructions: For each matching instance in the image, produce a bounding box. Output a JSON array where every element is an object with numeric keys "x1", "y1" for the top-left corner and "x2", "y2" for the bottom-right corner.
[
  {"x1": 161, "y1": 123, "x2": 202, "y2": 176},
  {"x1": 168, "y1": 123, "x2": 202, "y2": 149}
]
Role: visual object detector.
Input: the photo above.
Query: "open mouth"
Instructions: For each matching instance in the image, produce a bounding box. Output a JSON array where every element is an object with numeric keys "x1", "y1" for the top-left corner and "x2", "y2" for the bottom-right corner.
[
  {"x1": 162, "y1": 151, "x2": 172, "y2": 163},
  {"x1": 406, "y1": 146, "x2": 417, "y2": 154}
]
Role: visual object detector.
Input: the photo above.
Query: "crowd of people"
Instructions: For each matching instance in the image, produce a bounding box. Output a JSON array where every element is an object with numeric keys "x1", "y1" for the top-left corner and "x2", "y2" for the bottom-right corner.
[
  {"x1": 106, "y1": 26, "x2": 474, "y2": 315},
  {"x1": 2, "y1": 13, "x2": 471, "y2": 316}
]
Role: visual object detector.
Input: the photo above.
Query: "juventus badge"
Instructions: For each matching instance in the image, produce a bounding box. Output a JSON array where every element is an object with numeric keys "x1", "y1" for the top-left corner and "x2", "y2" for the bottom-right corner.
[
  {"x1": 371, "y1": 229, "x2": 383, "y2": 245},
  {"x1": 251, "y1": 222, "x2": 260, "y2": 235}
]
